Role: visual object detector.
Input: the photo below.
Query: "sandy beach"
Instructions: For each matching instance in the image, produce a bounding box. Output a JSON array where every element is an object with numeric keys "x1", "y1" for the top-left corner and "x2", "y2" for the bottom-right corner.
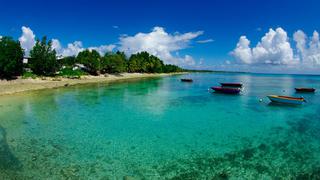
[{"x1": 0, "y1": 73, "x2": 183, "y2": 96}]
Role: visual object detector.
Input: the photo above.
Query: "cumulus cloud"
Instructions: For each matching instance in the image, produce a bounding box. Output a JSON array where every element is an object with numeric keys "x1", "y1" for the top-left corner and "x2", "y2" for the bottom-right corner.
[
  {"x1": 88, "y1": 44, "x2": 116, "y2": 56},
  {"x1": 15, "y1": 26, "x2": 115, "y2": 57},
  {"x1": 52, "y1": 39, "x2": 115, "y2": 57},
  {"x1": 118, "y1": 26, "x2": 203, "y2": 66},
  {"x1": 14, "y1": 26, "x2": 202, "y2": 67},
  {"x1": 293, "y1": 30, "x2": 320, "y2": 66},
  {"x1": 197, "y1": 39, "x2": 214, "y2": 43},
  {"x1": 51, "y1": 41, "x2": 118, "y2": 59},
  {"x1": 52, "y1": 40, "x2": 83, "y2": 57},
  {"x1": 19, "y1": 26, "x2": 36, "y2": 56},
  {"x1": 231, "y1": 28, "x2": 298, "y2": 65}
]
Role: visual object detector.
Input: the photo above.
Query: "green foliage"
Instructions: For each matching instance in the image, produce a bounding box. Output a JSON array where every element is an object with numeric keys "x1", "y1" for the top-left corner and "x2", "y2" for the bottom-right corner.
[
  {"x1": 128, "y1": 51, "x2": 181, "y2": 73},
  {"x1": 59, "y1": 67, "x2": 87, "y2": 78},
  {"x1": 22, "y1": 71, "x2": 37, "y2": 79},
  {"x1": 0, "y1": 34, "x2": 184, "y2": 78},
  {"x1": 0, "y1": 36, "x2": 24, "y2": 78},
  {"x1": 76, "y1": 50, "x2": 101, "y2": 75},
  {"x1": 29, "y1": 36, "x2": 58, "y2": 76},
  {"x1": 58, "y1": 56, "x2": 77, "y2": 67},
  {"x1": 101, "y1": 51, "x2": 127, "y2": 73},
  {"x1": 127, "y1": 54, "x2": 141, "y2": 73},
  {"x1": 163, "y1": 64, "x2": 183, "y2": 73}
]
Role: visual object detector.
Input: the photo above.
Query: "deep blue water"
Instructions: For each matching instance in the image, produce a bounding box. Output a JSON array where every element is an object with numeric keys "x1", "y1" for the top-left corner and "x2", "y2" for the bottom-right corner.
[{"x1": 0, "y1": 73, "x2": 320, "y2": 179}]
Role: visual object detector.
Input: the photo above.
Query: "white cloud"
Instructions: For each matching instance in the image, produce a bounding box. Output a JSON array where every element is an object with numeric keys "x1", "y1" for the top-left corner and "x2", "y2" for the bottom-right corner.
[
  {"x1": 231, "y1": 36, "x2": 252, "y2": 64},
  {"x1": 182, "y1": 55, "x2": 196, "y2": 66},
  {"x1": 118, "y1": 26, "x2": 203, "y2": 66},
  {"x1": 52, "y1": 40, "x2": 84, "y2": 57},
  {"x1": 14, "y1": 26, "x2": 201, "y2": 67},
  {"x1": 112, "y1": 25, "x2": 119, "y2": 29},
  {"x1": 88, "y1": 44, "x2": 116, "y2": 56},
  {"x1": 231, "y1": 28, "x2": 298, "y2": 65},
  {"x1": 15, "y1": 26, "x2": 115, "y2": 57},
  {"x1": 19, "y1": 26, "x2": 36, "y2": 56},
  {"x1": 197, "y1": 39, "x2": 214, "y2": 43},
  {"x1": 51, "y1": 39, "x2": 62, "y2": 53},
  {"x1": 52, "y1": 39, "x2": 115, "y2": 57},
  {"x1": 293, "y1": 30, "x2": 320, "y2": 66}
]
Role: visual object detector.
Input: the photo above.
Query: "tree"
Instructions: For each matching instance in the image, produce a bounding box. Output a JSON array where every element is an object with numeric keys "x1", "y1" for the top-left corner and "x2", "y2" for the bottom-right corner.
[
  {"x1": 29, "y1": 36, "x2": 58, "y2": 75},
  {"x1": 127, "y1": 54, "x2": 140, "y2": 73},
  {"x1": 128, "y1": 51, "x2": 168, "y2": 73},
  {"x1": 76, "y1": 49, "x2": 101, "y2": 75},
  {"x1": 58, "y1": 56, "x2": 77, "y2": 67},
  {"x1": 102, "y1": 51, "x2": 127, "y2": 73},
  {"x1": 148, "y1": 55, "x2": 164, "y2": 73},
  {"x1": 0, "y1": 36, "x2": 24, "y2": 78},
  {"x1": 163, "y1": 64, "x2": 182, "y2": 73}
]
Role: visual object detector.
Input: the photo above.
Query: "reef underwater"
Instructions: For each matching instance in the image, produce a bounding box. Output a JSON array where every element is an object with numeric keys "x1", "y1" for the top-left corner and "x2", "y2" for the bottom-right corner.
[{"x1": 0, "y1": 73, "x2": 320, "y2": 179}]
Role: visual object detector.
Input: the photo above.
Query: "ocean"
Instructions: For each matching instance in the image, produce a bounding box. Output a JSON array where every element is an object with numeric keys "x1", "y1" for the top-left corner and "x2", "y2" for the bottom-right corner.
[{"x1": 0, "y1": 73, "x2": 320, "y2": 179}]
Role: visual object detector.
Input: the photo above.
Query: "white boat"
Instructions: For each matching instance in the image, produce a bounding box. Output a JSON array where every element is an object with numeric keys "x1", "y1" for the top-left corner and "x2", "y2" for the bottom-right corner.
[{"x1": 267, "y1": 95, "x2": 306, "y2": 105}]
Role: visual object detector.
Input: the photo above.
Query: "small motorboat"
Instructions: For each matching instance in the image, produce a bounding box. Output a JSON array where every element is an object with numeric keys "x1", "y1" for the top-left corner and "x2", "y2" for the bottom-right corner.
[
  {"x1": 295, "y1": 87, "x2": 316, "y2": 93},
  {"x1": 181, "y1": 79, "x2": 193, "y2": 82},
  {"x1": 211, "y1": 87, "x2": 241, "y2": 94},
  {"x1": 267, "y1": 95, "x2": 306, "y2": 105},
  {"x1": 220, "y1": 83, "x2": 243, "y2": 88}
]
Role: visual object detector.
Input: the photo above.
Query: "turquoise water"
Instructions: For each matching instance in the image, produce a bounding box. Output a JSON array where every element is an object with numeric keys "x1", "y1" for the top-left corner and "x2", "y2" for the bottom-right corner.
[{"x1": 1, "y1": 73, "x2": 320, "y2": 179}]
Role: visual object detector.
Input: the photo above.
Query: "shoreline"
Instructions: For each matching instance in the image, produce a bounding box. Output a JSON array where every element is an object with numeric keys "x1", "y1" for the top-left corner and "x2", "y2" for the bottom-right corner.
[{"x1": 0, "y1": 73, "x2": 185, "y2": 96}]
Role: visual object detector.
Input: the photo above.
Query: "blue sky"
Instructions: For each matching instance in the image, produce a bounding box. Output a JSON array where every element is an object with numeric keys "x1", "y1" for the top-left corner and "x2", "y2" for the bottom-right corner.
[{"x1": 1, "y1": 0, "x2": 320, "y2": 73}]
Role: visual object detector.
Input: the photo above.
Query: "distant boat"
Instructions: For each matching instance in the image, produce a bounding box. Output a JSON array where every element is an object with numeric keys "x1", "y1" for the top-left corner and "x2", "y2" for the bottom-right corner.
[
  {"x1": 181, "y1": 79, "x2": 193, "y2": 82},
  {"x1": 211, "y1": 87, "x2": 241, "y2": 94},
  {"x1": 220, "y1": 83, "x2": 242, "y2": 88},
  {"x1": 295, "y1": 87, "x2": 316, "y2": 93},
  {"x1": 267, "y1": 95, "x2": 306, "y2": 105}
]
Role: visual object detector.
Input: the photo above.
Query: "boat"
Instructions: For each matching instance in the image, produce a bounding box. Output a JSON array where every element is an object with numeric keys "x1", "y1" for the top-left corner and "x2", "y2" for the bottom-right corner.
[
  {"x1": 220, "y1": 83, "x2": 243, "y2": 88},
  {"x1": 181, "y1": 79, "x2": 193, "y2": 82},
  {"x1": 211, "y1": 86, "x2": 241, "y2": 94},
  {"x1": 295, "y1": 87, "x2": 316, "y2": 93},
  {"x1": 267, "y1": 95, "x2": 306, "y2": 105}
]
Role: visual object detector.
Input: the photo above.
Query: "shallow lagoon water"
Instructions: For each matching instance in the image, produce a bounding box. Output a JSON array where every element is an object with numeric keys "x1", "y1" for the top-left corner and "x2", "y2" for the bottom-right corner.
[{"x1": 1, "y1": 73, "x2": 320, "y2": 179}]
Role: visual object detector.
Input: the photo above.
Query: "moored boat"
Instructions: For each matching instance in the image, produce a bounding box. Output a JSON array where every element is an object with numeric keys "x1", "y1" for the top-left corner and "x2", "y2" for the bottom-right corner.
[
  {"x1": 211, "y1": 86, "x2": 241, "y2": 94},
  {"x1": 295, "y1": 87, "x2": 316, "y2": 93},
  {"x1": 181, "y1": 78, "x2": 193, "y2": 82},
  {"x1": 220, "y1": 83, "x2": 242, "y2": 88},
  {"x1": 267, "y1": 95, "x2": 306, "y2": 105}
]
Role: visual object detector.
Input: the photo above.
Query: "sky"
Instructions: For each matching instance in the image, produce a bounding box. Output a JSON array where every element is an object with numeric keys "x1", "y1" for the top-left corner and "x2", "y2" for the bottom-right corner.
[{"x1": 1, "y1": 0, "x2": 320, "y2": 74}]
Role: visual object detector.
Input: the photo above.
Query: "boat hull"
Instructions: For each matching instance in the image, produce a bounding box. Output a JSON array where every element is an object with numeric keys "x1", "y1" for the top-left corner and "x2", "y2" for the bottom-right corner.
[
  {"x1": 181, "y1": 79, "x2": 193, "y2": 82},
  {"x1": 295, "y1": 88, "x2": 315, "y2": 93},
  {"x1": 211, "y1": 87, "x2": 241, "y2": 94},
  {"x1": 220, "y1": 83, "x2": 242, "y2": 88},
  {"x1": 267, "y1": 95, "x2": 305, "y2": 105}
]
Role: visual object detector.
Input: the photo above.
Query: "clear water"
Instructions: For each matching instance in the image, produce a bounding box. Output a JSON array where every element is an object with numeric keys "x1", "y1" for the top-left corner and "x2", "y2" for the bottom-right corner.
[{"x1": 1, "y1": 73, "x2": 320, "y2": 179}]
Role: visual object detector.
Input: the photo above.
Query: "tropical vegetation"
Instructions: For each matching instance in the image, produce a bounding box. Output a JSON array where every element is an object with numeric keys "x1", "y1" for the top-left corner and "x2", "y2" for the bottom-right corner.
[
  {"x1": 0, "y1": 37, "x2": 24, "y2": 78},
  {"x1": 0, "y1": 35, "x2": 183, "y2": 79}
]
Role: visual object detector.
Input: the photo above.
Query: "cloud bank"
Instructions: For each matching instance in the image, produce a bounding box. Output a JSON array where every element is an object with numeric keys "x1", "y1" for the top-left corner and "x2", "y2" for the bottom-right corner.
[
  {"x1": 51, "y1": 39, "x2": 116, "y2": 57},
  {"x1": 231, "y1": 27, "x2": 320, "y2": 70},
  {"x1": 17, "y1": 26, "x2": 116, "y2": 57},
  {"x1": 118, "y1": 27, "x2": 203, "y2": 66},
  {"x1": 15, "y1": 26, "x2": 204, "y2": 66}
]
